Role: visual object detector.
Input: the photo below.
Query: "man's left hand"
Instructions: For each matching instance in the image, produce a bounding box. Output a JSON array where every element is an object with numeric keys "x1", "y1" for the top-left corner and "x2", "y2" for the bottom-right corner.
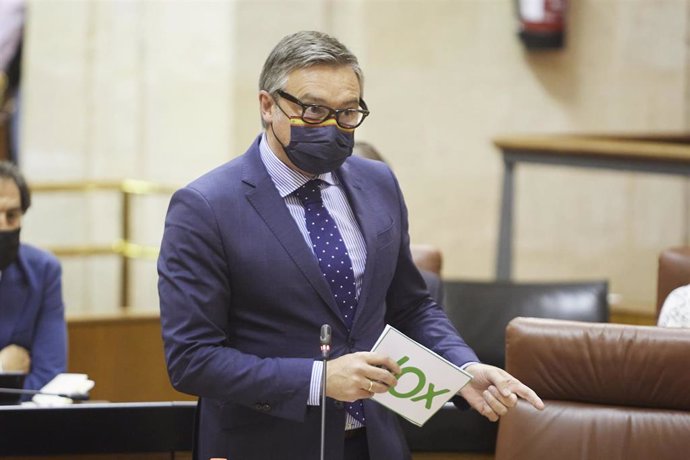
[{"x1": 458, "y1": 363, "x2": 544, "y2": 422}]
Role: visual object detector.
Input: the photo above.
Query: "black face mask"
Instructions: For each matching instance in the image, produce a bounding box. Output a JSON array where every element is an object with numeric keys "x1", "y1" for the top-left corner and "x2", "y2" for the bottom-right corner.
[
  {"x1": 0, "y1": 228, "x2": 20, "y2": 270},
  {"x1": 273, "y1": 118, "x2": 355, "y2": 175}
]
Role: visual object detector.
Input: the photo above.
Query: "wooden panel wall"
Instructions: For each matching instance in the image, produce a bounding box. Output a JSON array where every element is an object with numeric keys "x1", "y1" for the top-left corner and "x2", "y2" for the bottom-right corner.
[{"x1": 67, "y1": 310, "x2": 194, "y2": 402}]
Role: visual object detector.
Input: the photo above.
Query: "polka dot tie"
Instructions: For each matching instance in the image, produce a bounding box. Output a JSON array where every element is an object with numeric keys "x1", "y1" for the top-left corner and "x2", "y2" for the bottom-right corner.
[{"x1": 294, "y1": 179, "x2": 366, "y2": 425}]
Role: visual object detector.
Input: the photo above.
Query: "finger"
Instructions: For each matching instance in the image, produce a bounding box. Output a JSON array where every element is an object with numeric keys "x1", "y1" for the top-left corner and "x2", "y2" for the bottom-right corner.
[
  {"x1": 476, "y1": 399, "x2": 499, "y2": 422},
  {"x1": 355, "y1": 380, "x2": 377, "y2": 399},
  {"x1": 358, "y1": 379, "x2": 376, "y2": 397},
  {"x1": 458, "y1": 386, "x2": 499, "y2": 422},
  {"x1": 496, "y1": 377, "x2": 545, "y2": 410},
  {"x1": 483, "y1": 388, "x2": 509, "y2": 417},
  {"x1": 488, "y1": 385, "x2": 517, "y2": 409},
  {"x1": 359, "y1": 352, "x2": 402, "y2": 375},
  {"x1": 512, "y1": 383, "x2": 545, "y2": 410},
  {"x1": 367, "y1": 366, "x2": 398, "y2": 389},
  {"x1": 355, "y1": 352, "x2": 400, "y2": 388},
  {"x1": 364, "y1": 379, "x2": 392, "y2": 395}
]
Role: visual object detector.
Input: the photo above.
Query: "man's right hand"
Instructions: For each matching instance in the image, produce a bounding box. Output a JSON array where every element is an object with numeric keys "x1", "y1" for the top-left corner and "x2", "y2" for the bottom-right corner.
[
  {"x1": 0, "y1": 344, "x2": 31, "y2": 373},
  {"x1": 325, "y1": 351, "x2": 400, "y2": 402}
]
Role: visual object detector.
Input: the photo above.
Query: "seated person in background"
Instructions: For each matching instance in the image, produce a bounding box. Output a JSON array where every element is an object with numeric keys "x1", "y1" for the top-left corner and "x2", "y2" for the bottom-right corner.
[
  {"x1": 353, "y1": 141, "x2": 445, "y2": 303},
  {"x1": 352, "y1": 140, "x2": 385, "y2": 162},
  {"x1": 658, "y1": 284, "x2": 690, "y2": 328},
  {"x1": 0, "y1": 161, "x2": 66, "y2": 392}
]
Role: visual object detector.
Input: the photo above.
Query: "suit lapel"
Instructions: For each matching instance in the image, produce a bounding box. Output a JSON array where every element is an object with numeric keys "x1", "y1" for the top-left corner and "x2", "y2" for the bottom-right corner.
[
  {"x1": 337, "y1": 162, "x2": 390, "y2": 331},
  {"x1": 241, "y1": 143, "x2": 340, "y2": 318},
  {"x1": 0, "y1": 262, "x2": 28, "y2": 346}
]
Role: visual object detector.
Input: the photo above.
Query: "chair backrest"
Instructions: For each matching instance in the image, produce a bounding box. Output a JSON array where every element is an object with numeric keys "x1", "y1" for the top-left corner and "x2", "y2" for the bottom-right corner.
[
  {"x1": 657, "y1": 246, "x2": 690, "y2": 317},
  {"x1": 443, "y1": 280, "x2": 608, "y2": 369},
  {"x1": 410, "y1": 244, "x2": 442, "y2": 275},
  {"x1": 496, "y1": 317, "x2": 690, "y2": 460}
]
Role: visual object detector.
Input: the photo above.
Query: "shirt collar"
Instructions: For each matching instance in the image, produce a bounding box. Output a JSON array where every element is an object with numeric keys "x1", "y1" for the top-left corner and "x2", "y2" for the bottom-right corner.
[{"x1": 258, "y1": 132, "x2": 337, "y2": 198}]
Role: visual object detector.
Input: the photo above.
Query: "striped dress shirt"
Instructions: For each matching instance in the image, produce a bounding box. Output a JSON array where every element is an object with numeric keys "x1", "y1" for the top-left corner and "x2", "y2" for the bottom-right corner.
[{"x1": 259, "y1": 133, "x2": 366, "y2": 430}]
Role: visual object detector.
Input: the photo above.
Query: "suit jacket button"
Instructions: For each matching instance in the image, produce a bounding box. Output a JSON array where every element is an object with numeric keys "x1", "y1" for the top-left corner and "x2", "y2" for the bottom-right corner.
[
  {"x1": 254, "y1": 403, "x2": 263, "y2": 411},
  {"x1": 262, "y1": 403, "x2": 271, "y2": 412}
]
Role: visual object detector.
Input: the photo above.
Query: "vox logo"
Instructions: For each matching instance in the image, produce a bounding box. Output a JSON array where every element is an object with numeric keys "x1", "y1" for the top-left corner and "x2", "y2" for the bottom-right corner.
[{"x1": 388, "y1": 356, "x2": 450, "y2": 409}]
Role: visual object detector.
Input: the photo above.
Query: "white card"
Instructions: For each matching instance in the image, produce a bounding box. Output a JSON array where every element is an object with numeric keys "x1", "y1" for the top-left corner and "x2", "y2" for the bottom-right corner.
[{"x1": 369, "y1": 325, "x2": 472, "y2": 427}]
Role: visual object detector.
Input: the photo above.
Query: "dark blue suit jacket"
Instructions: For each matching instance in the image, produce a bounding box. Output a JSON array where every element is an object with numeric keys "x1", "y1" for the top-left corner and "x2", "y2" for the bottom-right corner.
[
  {"x1": 0, "y1": 244, "x2": 67, "y2": 392},
  {"x1": 158, "y1": 136, "x2": 478, "y2": 460}
]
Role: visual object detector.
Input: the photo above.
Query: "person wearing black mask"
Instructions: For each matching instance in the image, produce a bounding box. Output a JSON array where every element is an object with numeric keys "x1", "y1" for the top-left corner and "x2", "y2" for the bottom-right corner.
[
  {"x1": 158, "y1": 31, "x2": 543, "y2": 460},
  {"x1": 0, "y1": 161, "x2": 66, "y2": 393}
]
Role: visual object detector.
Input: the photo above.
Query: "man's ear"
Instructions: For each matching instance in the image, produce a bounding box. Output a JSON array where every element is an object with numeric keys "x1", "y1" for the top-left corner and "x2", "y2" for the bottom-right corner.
[{"x1": 259, "y1": 90, "x2": 274, "y2": 125}]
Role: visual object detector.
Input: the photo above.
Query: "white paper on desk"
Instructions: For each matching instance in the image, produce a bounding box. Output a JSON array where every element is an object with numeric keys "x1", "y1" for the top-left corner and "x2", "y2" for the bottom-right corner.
[
  {"x1": 370, "y1": 325, "x2": 472, "y2": 427},
  {"x1": 32, "y1": 373, "x2": 95, "y2": 407}
]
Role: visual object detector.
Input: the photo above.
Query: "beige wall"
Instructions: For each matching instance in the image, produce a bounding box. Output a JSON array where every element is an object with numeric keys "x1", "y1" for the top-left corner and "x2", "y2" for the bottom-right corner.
[{"x1": 19, "y1": 0, "x2": 689, "y2": 314}]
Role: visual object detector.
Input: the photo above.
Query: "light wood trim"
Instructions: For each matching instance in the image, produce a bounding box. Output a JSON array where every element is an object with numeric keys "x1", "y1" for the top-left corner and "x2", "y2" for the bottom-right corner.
[
  {"x1": 609, "y1": 310, "x2": 657, "y2": 326},
  {"x1": 30, "y1": 179, "x2": 177, "y2": 195},
  {"x1": 67, "y1": 309, "x2": 161, "y2": 324},
  {"x1": 43, "y1": 244, "x2": 115, "y2": 257},
  {"x1": 43, "y1": 241, "x2": 159, "y2": 260},
  {"x1": 493, "y1": 133, "x2": 690, "y2": 162}
]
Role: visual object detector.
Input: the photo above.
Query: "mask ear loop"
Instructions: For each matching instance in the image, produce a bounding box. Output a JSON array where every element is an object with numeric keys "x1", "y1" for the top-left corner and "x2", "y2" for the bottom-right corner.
[
  {"x1": 269, "y1": 95, "x2": 292, "y2": 150},
  {"x1": 270, "y1": 122, "x2": 289, "y2": 151}
]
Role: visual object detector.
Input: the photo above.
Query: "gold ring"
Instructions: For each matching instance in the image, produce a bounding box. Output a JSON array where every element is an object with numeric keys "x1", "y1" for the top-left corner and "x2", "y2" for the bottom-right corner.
[{"x1": 367, "y1": 380, "x2": 374, "y2": 392}]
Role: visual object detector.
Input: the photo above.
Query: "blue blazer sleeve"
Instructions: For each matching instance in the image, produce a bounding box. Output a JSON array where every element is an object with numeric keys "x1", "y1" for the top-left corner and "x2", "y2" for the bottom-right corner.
[{"x1": 23, "y1": 253, "x2": 67, "y2": 391}]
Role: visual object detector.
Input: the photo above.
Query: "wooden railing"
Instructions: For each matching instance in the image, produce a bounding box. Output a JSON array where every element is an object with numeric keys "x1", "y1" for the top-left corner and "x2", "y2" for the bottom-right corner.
[{"x1": 31, "y1": 179, "x2": 177, "y2": 308}]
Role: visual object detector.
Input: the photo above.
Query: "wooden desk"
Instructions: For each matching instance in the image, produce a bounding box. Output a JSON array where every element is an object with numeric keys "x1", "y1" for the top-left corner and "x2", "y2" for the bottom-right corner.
[
  {"x1": 0, "y1": 401, "x2": 195, "y2": 456},
  {"x1": 493, "y1": 133, "x2": 690, "y2": 280},
  {"x1": 67, "y1": 310, "x2": 195, "y2": 403}
]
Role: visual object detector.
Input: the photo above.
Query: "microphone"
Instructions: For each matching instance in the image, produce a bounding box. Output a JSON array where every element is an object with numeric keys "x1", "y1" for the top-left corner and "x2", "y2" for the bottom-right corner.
[
  {"x1": 319, "y1": 324, "x2": 331, "y2": 460},
  {"x1": 320, "y1": 324, "x2": 331, "y2": 358},
  {"x1": 0, "y1": 387, "x2": 90, "y2": 401}
]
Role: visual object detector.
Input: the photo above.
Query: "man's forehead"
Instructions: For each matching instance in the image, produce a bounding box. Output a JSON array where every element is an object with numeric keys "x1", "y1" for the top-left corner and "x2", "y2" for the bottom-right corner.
[
  {"x1": 0, "y1": 178, "x2": 21, "y2": 204},
  {"x1": 284, "y1": 65, "x2": 361, "y2": 103}
]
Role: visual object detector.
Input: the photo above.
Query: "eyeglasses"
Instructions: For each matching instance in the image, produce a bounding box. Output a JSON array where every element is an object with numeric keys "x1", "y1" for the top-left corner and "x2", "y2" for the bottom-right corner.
[{"x1": 276, "y1": 90, "x2": 370, "y2": 129}]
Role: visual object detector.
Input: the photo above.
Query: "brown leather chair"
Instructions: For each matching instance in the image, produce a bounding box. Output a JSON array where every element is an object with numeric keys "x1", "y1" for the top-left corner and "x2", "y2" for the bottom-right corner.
[
  {"x1": 495, "y1": 317, "x2": 690, "y2": 460},
  {"x1": 410, "y1": 244, "x2": 442, "y2": 275},
  {"x1": 409, "y1": 243, "x2": 444, "y2": 304},
  {"x1": 402, "y1": 280, "x2": 608, "y2": 453},
  {"x1": 657, "y1": 246, "x2": 690, "y2": 317}
]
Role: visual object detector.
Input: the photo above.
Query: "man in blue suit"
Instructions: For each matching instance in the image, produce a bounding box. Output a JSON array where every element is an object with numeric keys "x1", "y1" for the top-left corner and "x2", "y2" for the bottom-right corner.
[
  {"x1": 0, "y1": 161, "x2": 66, "y2": 393},
  {"x1": 158, "y1": 31, "x2": 543, "y2": 460}
]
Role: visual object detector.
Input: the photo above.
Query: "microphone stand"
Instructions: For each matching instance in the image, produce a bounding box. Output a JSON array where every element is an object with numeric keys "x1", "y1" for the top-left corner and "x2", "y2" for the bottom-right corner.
[{"x1": 320, "y1": 324, "x2": 331, "y2": 460}]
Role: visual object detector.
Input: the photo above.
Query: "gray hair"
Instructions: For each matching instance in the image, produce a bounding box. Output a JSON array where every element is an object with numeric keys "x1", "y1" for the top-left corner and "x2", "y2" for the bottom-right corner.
[{"x1": 259, "y1": 31, "x2": 364, "y2": 127}]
